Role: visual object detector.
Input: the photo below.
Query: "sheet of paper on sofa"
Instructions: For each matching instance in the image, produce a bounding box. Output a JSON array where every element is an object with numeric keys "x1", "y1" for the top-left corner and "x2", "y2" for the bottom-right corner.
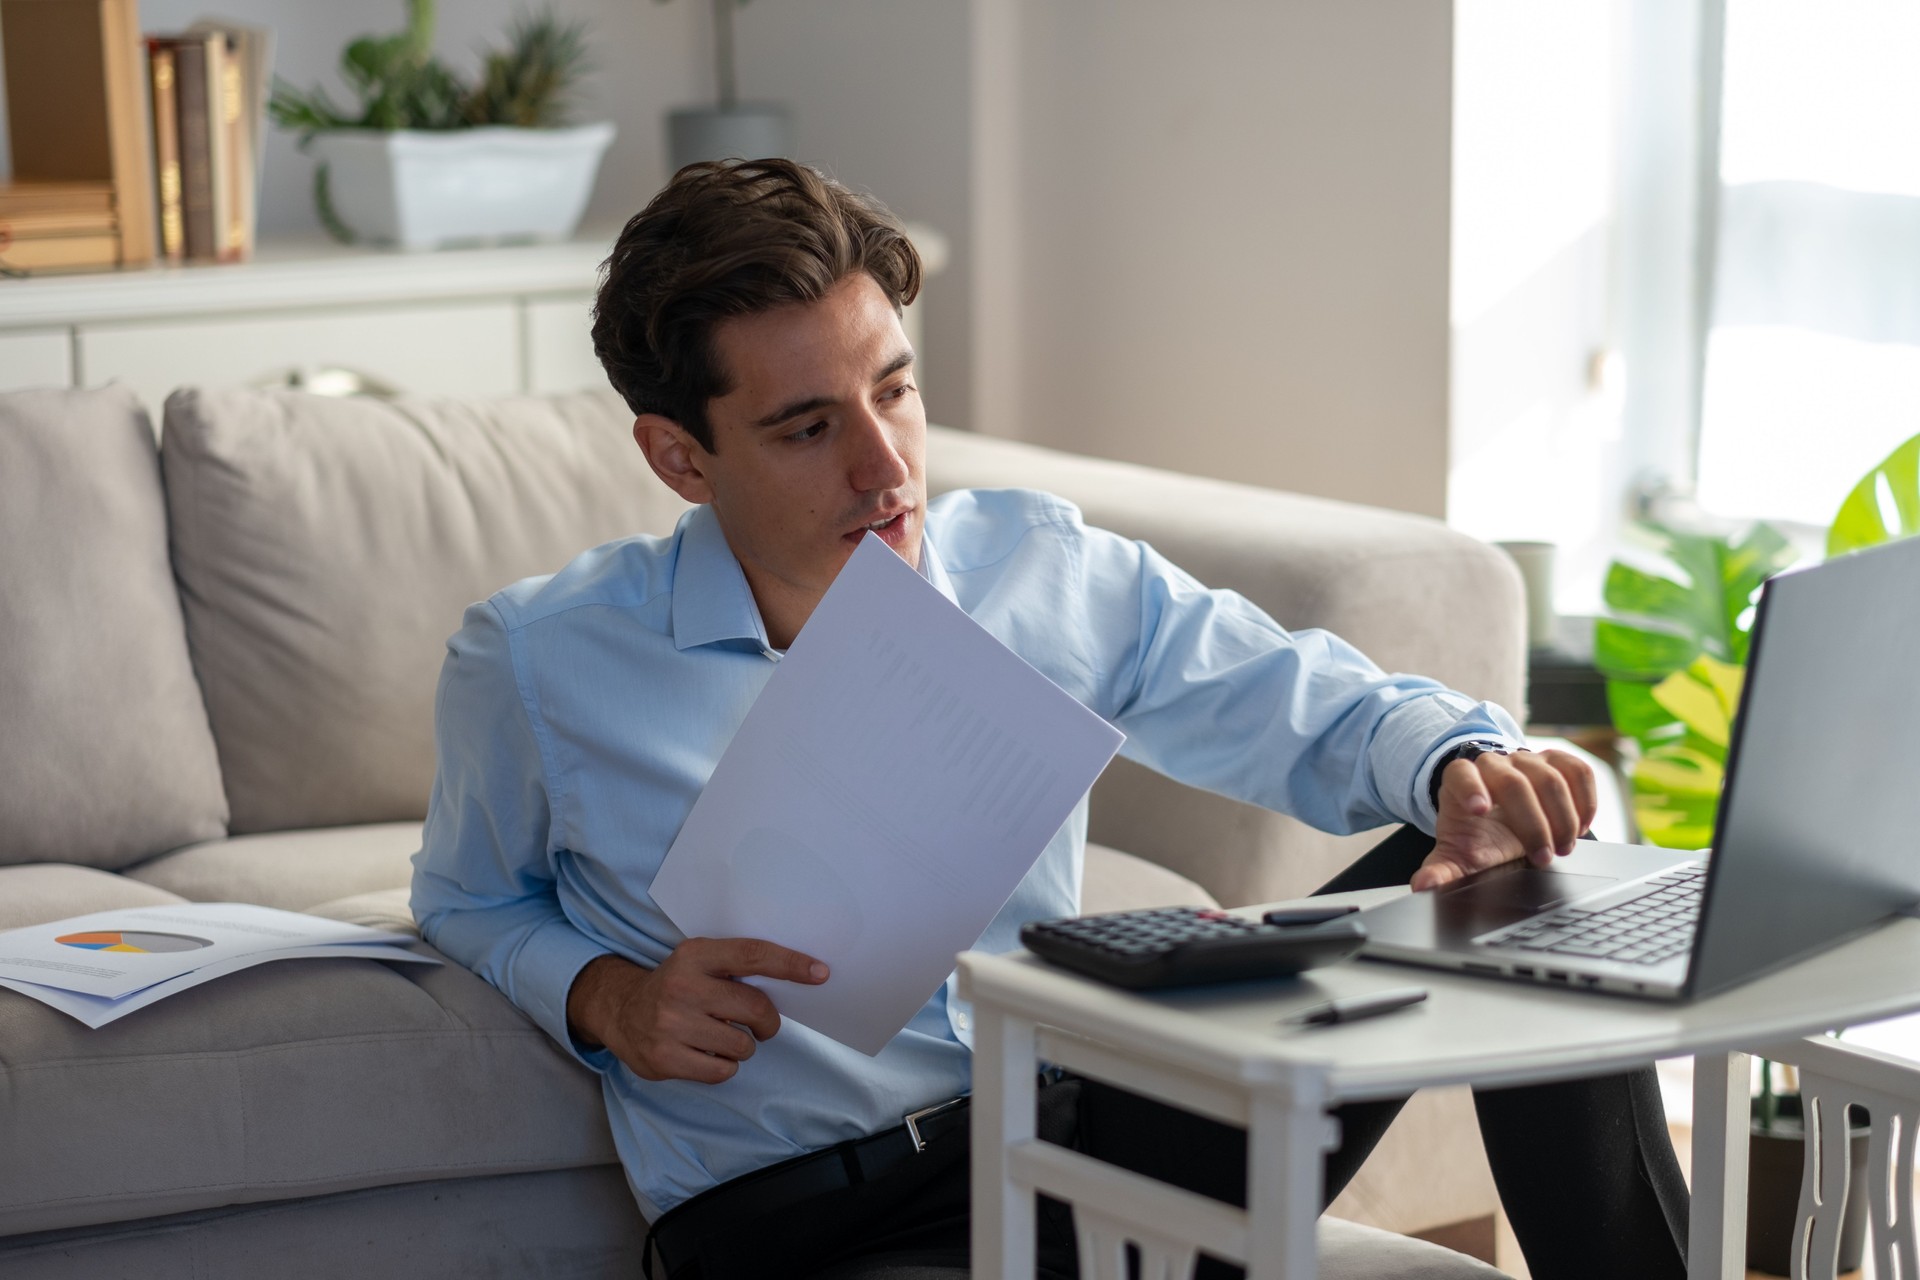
[
  {"x1": 0, "y1": 944, "x2": 439, "y2": 1027},
  {"x1": 0, "y1": 902, "x2": 421, "y2": 998},
  {"x1": 651, "y1": 534, "x2": 1125, "y2": 1057}
]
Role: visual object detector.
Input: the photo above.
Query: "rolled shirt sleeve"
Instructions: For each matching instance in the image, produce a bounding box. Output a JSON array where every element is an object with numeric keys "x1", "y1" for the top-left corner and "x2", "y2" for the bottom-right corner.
[{"x1": 410, "y1": 599, "x2": 615, "y2": 1070}]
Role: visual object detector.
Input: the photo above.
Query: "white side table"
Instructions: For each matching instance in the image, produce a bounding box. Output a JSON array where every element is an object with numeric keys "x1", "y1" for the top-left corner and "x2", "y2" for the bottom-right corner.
[{"x1": 959, "y1": 893, "x2": 1920, "y2": 1280}]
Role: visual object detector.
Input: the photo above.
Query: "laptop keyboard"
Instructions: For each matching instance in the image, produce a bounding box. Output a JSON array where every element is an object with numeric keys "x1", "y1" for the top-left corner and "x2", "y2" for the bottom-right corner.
[{"x1": 1477, "y1": 862, "x2": 1706, "y2": 966}]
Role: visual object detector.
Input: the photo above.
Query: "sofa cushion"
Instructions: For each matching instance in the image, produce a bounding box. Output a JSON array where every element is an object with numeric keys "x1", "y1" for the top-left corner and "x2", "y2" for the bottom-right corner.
[
  {"x1": 0, "y1": 865, "x2": 189, "y2": 931},
  {"x1": 303, "y1": 886, "x2": 420, "y2": 936},
  {"x1": 0, "y1": 386, "x2": 228, "y2": 869},
  {"x1": 0, "y1": 943, "x2": 616, "y2": 1238},
  {"x1": 161, "y1": 387, "x2": 685, "y2": 834},
  {"x1": 124, "y1": 822, "x2": 423, "y2": 912},
  {"x1": 1081, "y1": 842, "x2": 1219, "y2": 915}
]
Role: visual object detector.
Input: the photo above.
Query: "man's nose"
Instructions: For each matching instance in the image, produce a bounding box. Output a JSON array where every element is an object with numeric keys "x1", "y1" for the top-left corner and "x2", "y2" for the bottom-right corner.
[{"x1": 846, "y1": 408, "x2": 910, "y2": 492}]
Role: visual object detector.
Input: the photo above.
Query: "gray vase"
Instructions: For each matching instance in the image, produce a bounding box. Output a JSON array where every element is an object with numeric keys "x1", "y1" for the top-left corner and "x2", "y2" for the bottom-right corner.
[{"x1": 667, "y1": 105, "x2": 792, "y2": 172}]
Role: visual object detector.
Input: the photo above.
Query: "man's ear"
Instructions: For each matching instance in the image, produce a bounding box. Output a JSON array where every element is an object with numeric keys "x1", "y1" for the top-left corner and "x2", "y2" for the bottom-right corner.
[{"x1": 634, "y1": 414, "x2": 716, "y2": 505}]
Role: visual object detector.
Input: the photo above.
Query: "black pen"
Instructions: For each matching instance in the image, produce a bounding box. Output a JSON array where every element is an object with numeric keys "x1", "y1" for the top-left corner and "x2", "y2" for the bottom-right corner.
[{"x1": 1285, "y1": 987, "x2": 1428, "y2": 1027}]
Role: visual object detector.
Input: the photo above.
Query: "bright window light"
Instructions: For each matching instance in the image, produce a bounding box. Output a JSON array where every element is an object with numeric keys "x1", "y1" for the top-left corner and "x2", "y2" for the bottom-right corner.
[
  {"x1": 1698, "y1": 0, "x2": 1920, "y2": 525},
  {"x1": 1697, "y1": 326, "x2": 1920, "y2": 525},
  {"x1": 1720, "y1": 0, "x2": 1920, "y2": 198}
]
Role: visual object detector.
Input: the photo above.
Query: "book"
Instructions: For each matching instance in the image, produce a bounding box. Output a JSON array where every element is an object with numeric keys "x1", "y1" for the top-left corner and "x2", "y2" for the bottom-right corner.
[
  {"x1": 148, "y1": 41, "x2": 185, "y2": 263},
  {"x1": 159, "y1": 33, "x2": 221, "y2": 263},
  {"x1": 0, "y1": 209, "x2": 118, "y2": 239},
  {"x1": 0, "y1": 180, "x2": 114, "y2": 216},
  {"x1": 0, "y1": 233, "x2": 120, "y2": 274},
  {"x1": 215, "y1": 32, "x2": 251, "y2": 260},
  {"x1": 185, "y1": 16, "x2": 272, "y2": 237}
]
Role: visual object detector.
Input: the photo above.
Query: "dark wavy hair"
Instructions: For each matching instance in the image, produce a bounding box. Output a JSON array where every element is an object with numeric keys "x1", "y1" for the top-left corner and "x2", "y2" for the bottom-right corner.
[{"x1": 591, "y1": 158, "x2": 922, "y2": 452}]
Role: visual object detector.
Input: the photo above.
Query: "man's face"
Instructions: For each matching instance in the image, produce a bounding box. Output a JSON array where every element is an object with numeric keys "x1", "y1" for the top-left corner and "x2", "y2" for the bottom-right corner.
[{"x1": 637, "y1": 272, "x2": 927, "y2": 647}]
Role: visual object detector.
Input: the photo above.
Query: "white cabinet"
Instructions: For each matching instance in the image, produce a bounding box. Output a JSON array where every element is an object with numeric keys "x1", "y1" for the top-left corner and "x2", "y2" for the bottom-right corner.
[
  {"x1": 0, "y1": 237, "x2": 609, "y2": 421},
  {"x1": 524, "y1": 294, "x2": 604, "y2": 394},
  {"x1": 0, "y1": 329, "x2": 72, "y2": 391},
  {"x1": 81, "y1": 301, "x2": 523, "y2": 413}
]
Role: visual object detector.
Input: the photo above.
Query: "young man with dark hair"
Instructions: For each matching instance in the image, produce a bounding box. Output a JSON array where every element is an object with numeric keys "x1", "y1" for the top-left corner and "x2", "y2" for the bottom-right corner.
[{"x1": 413, "y1": 159, "x2": 1689, "y2": 1279}]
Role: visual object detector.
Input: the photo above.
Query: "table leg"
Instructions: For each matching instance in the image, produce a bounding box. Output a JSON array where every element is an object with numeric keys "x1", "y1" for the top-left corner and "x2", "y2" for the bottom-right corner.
[
  {"x1": 1691, "y1": 1052, "x2": 1752, "y2": 1279},
  {"x1": 1244, "y1": 1073, "x2": 1332, "y2": 1280},
  {"x1": 973, "y1": 1004, "x2": 1039, "y2": 1280}
]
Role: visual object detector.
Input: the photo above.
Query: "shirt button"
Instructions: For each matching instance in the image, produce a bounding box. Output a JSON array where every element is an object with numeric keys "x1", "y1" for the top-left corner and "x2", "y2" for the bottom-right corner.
[{"x1": 954, "y1": 1011, "x2": 971, "y2": 1031}]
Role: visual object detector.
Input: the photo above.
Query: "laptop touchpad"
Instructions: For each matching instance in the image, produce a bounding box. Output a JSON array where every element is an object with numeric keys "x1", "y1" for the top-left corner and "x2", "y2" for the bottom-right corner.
[{"x1": 1440, "y1": 868, "x2": 1617, "y2": 928}]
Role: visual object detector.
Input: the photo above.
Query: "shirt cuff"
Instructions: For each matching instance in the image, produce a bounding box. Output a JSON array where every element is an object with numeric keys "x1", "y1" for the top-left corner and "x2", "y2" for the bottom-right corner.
[
  {"x1": 1411, "y1": 730, "x2": 1525, "y2": 830},
  {"x1": 1370, "y1": 693, "x2": 1525, "y2": 833},
  {"x1": 513, "y1": 916, "x2": 619, "y2": 1072}
]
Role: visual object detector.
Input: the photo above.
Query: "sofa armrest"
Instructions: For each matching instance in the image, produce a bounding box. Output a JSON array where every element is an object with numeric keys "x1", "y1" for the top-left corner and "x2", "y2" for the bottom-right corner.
[{"x1": 925, "y1": 426, "x2": 1526, "y2": 906}]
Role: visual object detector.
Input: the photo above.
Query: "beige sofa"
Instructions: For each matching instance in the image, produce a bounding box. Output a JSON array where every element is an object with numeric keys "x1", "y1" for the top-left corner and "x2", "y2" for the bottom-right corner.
[{"x1": 0, "y1": 384, "x2": 1523, "y2": 1277}]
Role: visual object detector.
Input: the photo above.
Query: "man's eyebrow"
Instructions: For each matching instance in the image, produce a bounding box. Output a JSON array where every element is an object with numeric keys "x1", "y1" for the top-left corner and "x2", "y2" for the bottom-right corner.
[{"x1": 751, "y1": 349, "x2": 917, "y2": 430}]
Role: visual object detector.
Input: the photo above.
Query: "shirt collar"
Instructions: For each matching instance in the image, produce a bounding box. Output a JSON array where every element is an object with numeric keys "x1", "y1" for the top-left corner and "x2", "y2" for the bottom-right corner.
[
  {"x1": 669, "y1": 505, "x2": 769, "y2": 651},
  {"x1": 668, "y1": 504, "x2": 959, "y2": 651}
]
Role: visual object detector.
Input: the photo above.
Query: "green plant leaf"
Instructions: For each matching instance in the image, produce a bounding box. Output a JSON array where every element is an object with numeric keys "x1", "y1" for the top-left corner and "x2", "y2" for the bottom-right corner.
[
  {"x1": 1605, "y1": 679, "x2": 1678, "y2": 744},
  {"x1": 1828, "y1": 432, "x2": 1920, "y2": 557},
  {"x1": 1631, "y1": 741, "x2": 1725, "y2": 850},
  {"x1": 1649, "y1": 655, "x2": 1745, "y2": 750},
  {"x1": 1594, "y1": 618, "x2": 1698, "y2": 681}
]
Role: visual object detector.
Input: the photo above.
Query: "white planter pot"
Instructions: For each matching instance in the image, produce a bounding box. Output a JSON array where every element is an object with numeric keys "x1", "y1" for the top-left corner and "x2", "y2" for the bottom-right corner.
[{"x1": 307, "y1": 122, "x2": 616, "y2": 251}]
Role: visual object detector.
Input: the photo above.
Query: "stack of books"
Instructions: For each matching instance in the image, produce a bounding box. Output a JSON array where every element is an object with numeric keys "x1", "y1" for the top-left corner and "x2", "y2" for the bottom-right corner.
[
  {"x1": 146, "y1": 22, "x2": 271, "y2": 265},
  {"x1": 0, "y1": 179, "x2": 120, "y2": 274}
]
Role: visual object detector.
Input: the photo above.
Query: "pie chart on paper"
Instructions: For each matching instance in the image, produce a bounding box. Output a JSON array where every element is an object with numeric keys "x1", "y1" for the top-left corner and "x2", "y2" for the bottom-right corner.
[{"x1": 56, "y1": 931, "x2": 213, "y2": 954}]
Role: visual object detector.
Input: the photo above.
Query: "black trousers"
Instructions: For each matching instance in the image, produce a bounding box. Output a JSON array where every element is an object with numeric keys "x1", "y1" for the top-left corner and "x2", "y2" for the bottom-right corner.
[{"x1": 692, "y1": 827, "x2": 1694, "y2": 1280}]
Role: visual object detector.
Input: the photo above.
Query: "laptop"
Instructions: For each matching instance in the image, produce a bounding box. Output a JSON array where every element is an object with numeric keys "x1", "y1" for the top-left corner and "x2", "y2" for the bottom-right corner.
[{"x1": 1357, "y1": 533, "x2": 1920, "y2": 1001}]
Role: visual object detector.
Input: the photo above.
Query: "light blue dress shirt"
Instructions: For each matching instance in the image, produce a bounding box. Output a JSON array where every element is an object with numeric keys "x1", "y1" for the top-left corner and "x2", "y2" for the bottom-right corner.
[{"x1": 411, "y1": 488, "x2": 1520, "y2": 1219}]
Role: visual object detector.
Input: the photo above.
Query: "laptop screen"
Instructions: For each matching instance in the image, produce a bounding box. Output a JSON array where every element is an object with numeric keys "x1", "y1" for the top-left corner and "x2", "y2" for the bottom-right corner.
[{"x1": 1689, "y1": 535, "x2": 1920, "y2": 998}]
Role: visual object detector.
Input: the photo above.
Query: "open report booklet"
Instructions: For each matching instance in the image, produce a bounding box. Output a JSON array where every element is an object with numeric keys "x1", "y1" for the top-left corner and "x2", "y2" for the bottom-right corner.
[{"x1": 0, "y1": 902, "x2": 438, "y2": 1027}]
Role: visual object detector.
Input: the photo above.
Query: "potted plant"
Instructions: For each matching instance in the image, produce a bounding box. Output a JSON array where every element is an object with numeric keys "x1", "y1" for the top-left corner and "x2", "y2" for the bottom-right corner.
[
  {"x1": 661, "y1": 0, "x2": 790, "y2": 171},
  {"x1": 269, "y1": 0, "x2": 613, "y2": 251}
]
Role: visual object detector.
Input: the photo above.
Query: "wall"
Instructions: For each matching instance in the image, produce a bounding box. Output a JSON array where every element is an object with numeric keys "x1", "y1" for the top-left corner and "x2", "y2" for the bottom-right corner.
[{"x1": 971, "y1": 0, "x2": 1456, "y2": 518}]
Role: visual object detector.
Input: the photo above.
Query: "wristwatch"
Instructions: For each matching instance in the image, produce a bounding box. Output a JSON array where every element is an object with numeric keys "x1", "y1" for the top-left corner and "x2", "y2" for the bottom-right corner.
[{"x1": 1427, "y1": 738, "x2": 1515, "y2": 811}]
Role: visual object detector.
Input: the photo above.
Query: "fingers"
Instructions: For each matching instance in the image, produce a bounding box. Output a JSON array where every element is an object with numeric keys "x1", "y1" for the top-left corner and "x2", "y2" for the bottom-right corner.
[
  {"x1": 1410, "y1": 850, "x2": 1462, "y2": 892},
  {"x1": 1486, "y1": 752, "x2": 1581, "y2": 861},
  {"x1": 1541, "y1": 748, "x2": 1599, "y2": 838},
  {"x1": 693, "y1": 936, "x2": 830, "y2": 985},
  {"x1": 1440, "y1": 758, "x2": 1493, "y2": 818}
]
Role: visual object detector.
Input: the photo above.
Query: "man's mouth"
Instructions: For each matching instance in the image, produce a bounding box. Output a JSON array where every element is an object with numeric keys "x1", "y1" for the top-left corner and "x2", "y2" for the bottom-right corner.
[{"x1": 847, "y1": 511, "x2": 909, "y2": 547}]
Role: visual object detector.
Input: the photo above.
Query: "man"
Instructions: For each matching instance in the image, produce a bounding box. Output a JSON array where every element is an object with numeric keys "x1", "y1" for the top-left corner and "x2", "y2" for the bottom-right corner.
[{"x1": 413, "y1": 159, "x2": 1688, "y2": 1279}]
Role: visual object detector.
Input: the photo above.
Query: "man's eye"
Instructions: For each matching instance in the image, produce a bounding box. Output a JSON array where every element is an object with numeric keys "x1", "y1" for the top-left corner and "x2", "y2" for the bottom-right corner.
[
  {"x1": 788, "y1": 422, "x2": 827, "y2": 442},
  {"x1": 885, "y1": 383, "x2": 916, "y2": 402}
]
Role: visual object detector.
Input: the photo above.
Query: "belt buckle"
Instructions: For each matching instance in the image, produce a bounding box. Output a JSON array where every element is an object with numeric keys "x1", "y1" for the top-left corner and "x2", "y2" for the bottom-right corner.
[{"x1": 903, "y1": 1096, "x2": 967, "y2": 1153}]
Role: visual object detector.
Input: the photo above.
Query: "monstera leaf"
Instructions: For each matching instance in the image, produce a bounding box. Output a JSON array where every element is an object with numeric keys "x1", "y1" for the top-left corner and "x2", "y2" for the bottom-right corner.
[
  {"x1": 1828, "y1": 432, "x2": 1920, "y2": 557},
  {"x1": 1597, "y1": 522, "x2": 1794, "y2": 850},
  {"x1": 1630, "y1": 656, "x2": 1744, "y2": 849}
]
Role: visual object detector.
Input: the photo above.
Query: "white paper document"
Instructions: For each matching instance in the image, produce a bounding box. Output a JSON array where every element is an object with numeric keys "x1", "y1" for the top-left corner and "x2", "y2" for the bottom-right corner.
[
  {"x1": 0, "y1": 903, "x2": 422, "y2": 1000},
  {"x1": 0, "y1": 944, "x2": 440, "y2": 1028},
  {"x1": 650, "y1": 535, "x2": 1125, "y2": 1055}
]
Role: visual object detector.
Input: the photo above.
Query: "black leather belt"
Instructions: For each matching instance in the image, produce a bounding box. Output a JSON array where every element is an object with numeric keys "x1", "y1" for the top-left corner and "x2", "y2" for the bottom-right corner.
[{"x1": 643, "y1": 1094, "x2": 975, "y2": 1280}]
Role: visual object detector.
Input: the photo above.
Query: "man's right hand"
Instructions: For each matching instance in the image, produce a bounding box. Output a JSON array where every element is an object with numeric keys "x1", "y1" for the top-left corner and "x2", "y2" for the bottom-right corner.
[{"x1": 565, "y1": 939, "x2": 829, "y2": 1085}]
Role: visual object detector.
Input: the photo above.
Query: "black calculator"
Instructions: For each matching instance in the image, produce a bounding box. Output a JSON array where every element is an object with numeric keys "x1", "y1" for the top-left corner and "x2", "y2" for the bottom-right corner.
[{"x1": 1020, "y1": 906, "x2": 1367, "y2": 990}]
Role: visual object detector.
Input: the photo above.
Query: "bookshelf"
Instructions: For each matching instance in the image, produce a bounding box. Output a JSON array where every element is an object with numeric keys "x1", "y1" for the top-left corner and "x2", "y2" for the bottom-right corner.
[{"x1": 0, "y1": 0, "x2": 154, "y2": 270}]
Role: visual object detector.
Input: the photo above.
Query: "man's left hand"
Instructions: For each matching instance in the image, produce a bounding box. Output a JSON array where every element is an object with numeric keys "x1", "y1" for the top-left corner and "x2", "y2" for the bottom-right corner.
[{"x1": 1412, "y1": 748, "x2": 1599, "y2": 891}]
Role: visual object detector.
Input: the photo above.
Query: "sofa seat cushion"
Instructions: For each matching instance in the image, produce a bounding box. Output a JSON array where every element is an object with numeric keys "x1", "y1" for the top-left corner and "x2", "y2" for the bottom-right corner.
[
  {"x1": 0, "y1": 865, "x2": 189, "y2": 931},
  {"x1": 0, "y1": 943, "x2": 615, "y2": 1239},
  {"x1": 304, "y1": 887, "x2": 420, "y2": 936},
  {"x1": 1081, "y1": 842, "x2": 1219, "y2": 915},
  {"x1": 0, "y1": 386, "x2": 228, "y2": 869},
  {"x1": 1320, "y1": 1218, "x2": 1511, "y2": 1278},
  {"x1": 123, "y1": 823, "x2": 423, "y2": 912}
]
